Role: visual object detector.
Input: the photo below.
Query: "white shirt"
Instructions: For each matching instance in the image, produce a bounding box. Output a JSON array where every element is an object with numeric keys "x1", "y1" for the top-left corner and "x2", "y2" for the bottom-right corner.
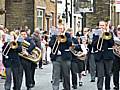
[{"x1": 81, "y1": 44, "x2": 87, "y2": 55}]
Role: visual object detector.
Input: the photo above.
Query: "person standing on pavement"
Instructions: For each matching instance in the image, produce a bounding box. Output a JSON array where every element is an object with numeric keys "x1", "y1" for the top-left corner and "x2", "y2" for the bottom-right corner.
[
  {"x1": 49, "y1": 19, "x2": 72, "y2": 90},
  {"x1": 92, "y1": 21, "x2": 115, "y2": 90},
  {"x1": 31, "y1": 28, "x2": 41, "y2": 86},
  {"x1": 87, "y1": 28, "x2": 96, "y2": 82}
]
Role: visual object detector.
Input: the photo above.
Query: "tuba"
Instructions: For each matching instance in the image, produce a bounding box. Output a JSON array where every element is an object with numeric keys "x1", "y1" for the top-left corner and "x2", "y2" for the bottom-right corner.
[{"x1": 19, "y1": 40, "x2": 41, "y2": 63}]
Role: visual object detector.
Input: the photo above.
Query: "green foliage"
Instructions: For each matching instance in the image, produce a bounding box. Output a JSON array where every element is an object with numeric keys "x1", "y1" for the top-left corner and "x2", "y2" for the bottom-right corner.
[{"x1": 86, "y1": 0, "x2": 110, "y2": 28}]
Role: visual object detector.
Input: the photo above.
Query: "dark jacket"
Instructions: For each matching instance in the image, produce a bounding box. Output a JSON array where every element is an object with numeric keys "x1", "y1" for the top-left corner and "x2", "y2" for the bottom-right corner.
[
  {"x1": 2, "y1": 42, "x2": 22, "y2": 68},
  {"x1": 31, "y1": 33, "x2": 41, "y2": 49},
  {"x1": 49, "y1": 32, "x2": 72, "y2": 61},
  {"x1": 25, "y1": 37, "x2": 36, "y2": 54},
  {"x1": 92, "y1": 32, "x2": 115, "y2": 61},
  {"x1": 71, "y1": 37, "x2": 83, "y2": 62}
]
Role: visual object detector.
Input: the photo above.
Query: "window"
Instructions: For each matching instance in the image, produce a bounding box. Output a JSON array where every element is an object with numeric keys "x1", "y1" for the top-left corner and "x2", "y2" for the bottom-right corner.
[
  {"x1": 37, "y1": 9, "x2": 43, "y2": 30},
  {"x1": 12, "y1": 0, "x2": 22, "y2": 2},
  {"x1": 50, "y1": 0, "x2": 55, "y2": 3}
]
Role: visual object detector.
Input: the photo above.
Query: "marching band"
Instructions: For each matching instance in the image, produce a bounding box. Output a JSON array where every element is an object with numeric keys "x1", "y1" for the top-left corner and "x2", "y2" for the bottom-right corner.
[{"x1": 1, "y1": 19, "x2": 120, "y2": 90}]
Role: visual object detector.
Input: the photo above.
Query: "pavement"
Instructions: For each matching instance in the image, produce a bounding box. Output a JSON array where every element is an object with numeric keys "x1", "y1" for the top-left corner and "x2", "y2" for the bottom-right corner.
[{"x1": 0, "y1": 63, "x2": 115, "y2": 90}]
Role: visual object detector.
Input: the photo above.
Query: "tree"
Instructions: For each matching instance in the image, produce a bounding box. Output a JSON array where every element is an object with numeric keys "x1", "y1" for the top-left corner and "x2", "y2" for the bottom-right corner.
[{"x1": 86, "y1": 0, "x2": 110, "y2": 28}]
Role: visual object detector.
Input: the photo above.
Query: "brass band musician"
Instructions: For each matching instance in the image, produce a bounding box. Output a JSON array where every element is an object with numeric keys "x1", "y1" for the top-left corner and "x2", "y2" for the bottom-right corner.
[
  {"x1": 49, "y1": 19, "x2": 72, "y2": 90},
  {"x1": 70, "y1": 32, "x2": 87, "y2": 89},
  {"x1": 92, "y1": 21, "x2": 115, "y2": 90},
  {"x1": 2, "y1": 31, "x2": 23, "y2": 90},
  {"x1": 20, "y1": 30, "x2": 36, "y2": 90}
]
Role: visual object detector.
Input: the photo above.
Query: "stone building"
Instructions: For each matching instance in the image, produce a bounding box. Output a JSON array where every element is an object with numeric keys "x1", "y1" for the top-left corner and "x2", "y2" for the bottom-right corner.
[
  {"x1": 0, "y1": 0, "x2": 5, "y2": 25},
  {"x1": 3, "y1": 0, "x2": 57, "y2": 33},
  {"x1": 35, "y1": 0, "x2": 56, "y2": 33},
  {"x1": 110, "y1": 0, "x2": 120, "y2": 26},
  {"x1": 5, "y1": 0, "x2": 34, "y2": 32}
]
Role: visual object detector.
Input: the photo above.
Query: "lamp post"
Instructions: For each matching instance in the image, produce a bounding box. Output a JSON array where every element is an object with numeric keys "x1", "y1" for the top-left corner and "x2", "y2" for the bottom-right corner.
[
  {"x1": 70, "y1": 0, "x2": 72, "y2": 28},
  {"x1": 65, "y1": 0, "x2": 68, "y2": 23}
]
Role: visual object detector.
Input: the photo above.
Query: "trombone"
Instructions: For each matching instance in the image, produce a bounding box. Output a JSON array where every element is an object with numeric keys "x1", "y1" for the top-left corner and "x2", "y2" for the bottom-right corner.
[
  {"x1": 51, "y1": 30, "x2": 67, "y2": 55},
  {"x1": 97, "y1": 31, "x2": 112, "y2": 51},
  {"x1": 2, "y1": 32, "x2": 20, "y2": 58}
]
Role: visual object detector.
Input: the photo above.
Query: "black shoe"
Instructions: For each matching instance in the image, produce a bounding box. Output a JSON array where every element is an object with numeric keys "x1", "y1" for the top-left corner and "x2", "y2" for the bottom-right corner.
[
  {"x1": 39, "y1": 67, "x2": 43, "y2": 69},
  {"x1": 79, "y1": 82, "x2": 83, "y2": 86},
  {"x1": 98, "y1": 88, "x2": 102, "y2": 90},
  {"x1": 59, "y1": 79, "x2": 63, "y2": 82},
  {"x1": 51, "y1": 80, "x2": 53, "y2": 83},
  {"x1": 114, "y1": 86, "x2": 119, "y2": 90},
  {"x1": 27, "y1": 87, "x2": 31, "y2": 90},
  {"x1": 29, "y1": 84, "x2": 35, "y2": 88},
  {"x1": 90, "y1": 80, "x2": 95, "y2": 82},
  {"x1": 72, "y1": 86, "x2": 77, "y2": 89}
]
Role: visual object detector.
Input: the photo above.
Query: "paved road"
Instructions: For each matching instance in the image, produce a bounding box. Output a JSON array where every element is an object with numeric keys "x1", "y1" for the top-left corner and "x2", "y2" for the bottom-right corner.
[{"x1": 0, "y1": 63, "x2": 115, "y2": 90}]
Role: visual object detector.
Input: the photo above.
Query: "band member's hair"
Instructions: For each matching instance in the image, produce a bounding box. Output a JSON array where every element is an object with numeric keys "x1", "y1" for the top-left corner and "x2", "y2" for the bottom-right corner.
[
  {"x1": 58, "y1": 19, "x2": 62, "y2": 24},
  {"x1": 20, "y1": 29, "x2": 27, "y2": 33}
]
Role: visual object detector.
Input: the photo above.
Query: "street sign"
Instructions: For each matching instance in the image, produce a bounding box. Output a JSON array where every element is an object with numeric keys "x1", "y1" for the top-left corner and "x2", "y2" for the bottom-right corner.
[
  {"x1": 74, "y1": 0, "x2": 94, "y2": 13},
  {"x1": 116, "y1": 0, "x2": 120, "y2": 12}
]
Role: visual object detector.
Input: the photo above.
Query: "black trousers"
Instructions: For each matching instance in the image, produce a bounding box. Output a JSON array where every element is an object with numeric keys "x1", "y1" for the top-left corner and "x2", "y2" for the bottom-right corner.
[
  {"x1": 96, "y1": 60, "x2": 113, "y2": 90},
  {"x1": 31, "y1": 62, "x2": 37, "y2": 85},
  {"x1": 20, "y1": 58, "x2": 32, "y2": 88},
  {"x1": 71, "y1": 60, "x2": 84, "y2": 86},
  {"x1": 39, "y1": 58, "x2": 42, "y2": 68},
  {"x1": 113, "y1": 56, "x2": 120, "y2": 88},
  {"x1": 71, "y1": 61, "x2": 78, "y2": 87},
  {"x1": 12, "y1": 64, "x2": 23, "y2": 90},
  {"x1": 5, "y1": 63, "x2": 23, "y2": 90}
]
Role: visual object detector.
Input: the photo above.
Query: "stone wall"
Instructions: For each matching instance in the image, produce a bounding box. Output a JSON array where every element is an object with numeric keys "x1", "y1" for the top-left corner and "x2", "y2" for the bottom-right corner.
[
  {"x1": 0, "y1": 0, "x2": 5, "y2": 25},
  {"x1": 5, "y1": 0, "x2": 34, "y2": 32}
]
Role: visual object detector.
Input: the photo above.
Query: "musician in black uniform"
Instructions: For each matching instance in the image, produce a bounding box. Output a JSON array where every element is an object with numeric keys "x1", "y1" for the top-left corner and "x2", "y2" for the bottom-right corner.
[
  {"x1": 49, "y1": 19, "x2": 72, "y2": 90},
  {"x1": 70, "y1": 31, "x2": 87, "y2": 89},
  {"x1": 92, "y1": 21, "x2": 114, "y2": 90},
  {"x1": 2, "y1": 31, "x2": 23, "y2": 90},
  {"x1": 113, "y1": 25, "x2": 120, "y2": 90},
  {"x1": 20, "y1": 30, "x2": 35, "y2": 90}
]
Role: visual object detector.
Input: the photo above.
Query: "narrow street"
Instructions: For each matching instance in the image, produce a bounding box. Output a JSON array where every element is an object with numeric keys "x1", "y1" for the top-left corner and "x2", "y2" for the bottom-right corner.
[{"x1": 0, "y1": 63, "x2": 115, "y2": 90}]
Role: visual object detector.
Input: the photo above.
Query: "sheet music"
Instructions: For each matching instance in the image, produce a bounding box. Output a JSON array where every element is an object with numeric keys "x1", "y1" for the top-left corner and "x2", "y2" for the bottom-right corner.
[
  {"x1": 50, "y1": 27, "x2": 60, "y2": 36},
  {"x1": 5, "y1": 34, "x2": 13, "y2": 42},
  {"x1": 93, "y1": 29, "x2": 102, "y2": 36}
]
